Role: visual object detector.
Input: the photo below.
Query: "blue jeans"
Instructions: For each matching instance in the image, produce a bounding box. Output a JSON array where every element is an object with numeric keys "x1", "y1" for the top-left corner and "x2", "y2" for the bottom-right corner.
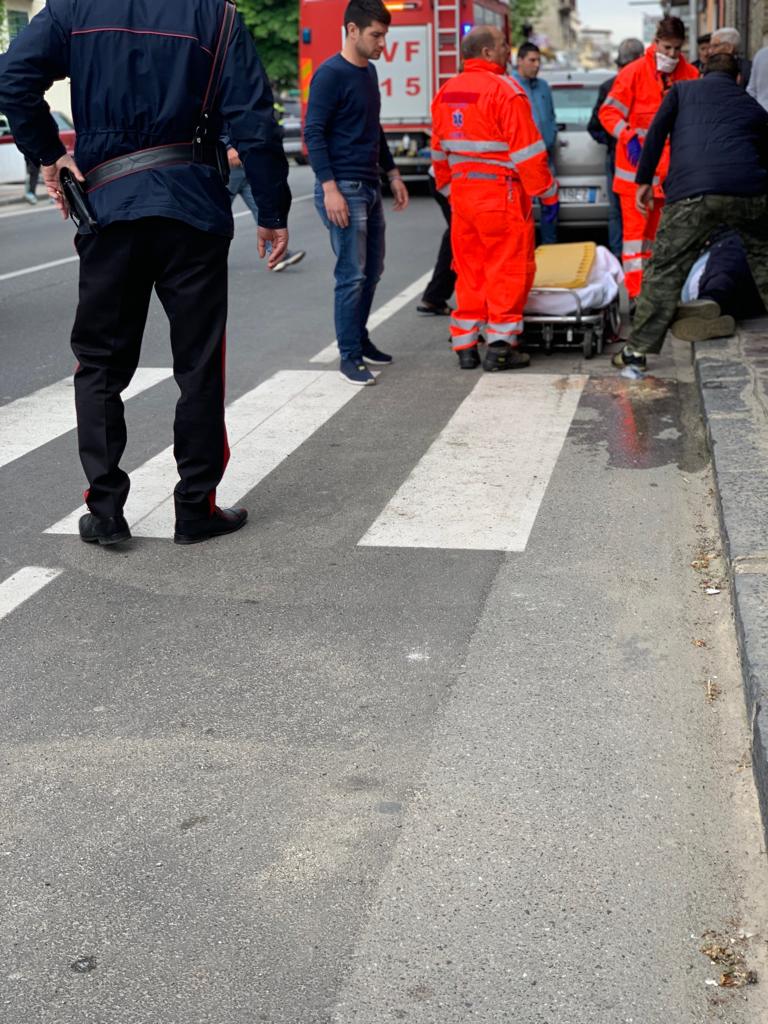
[
  {"x1": 314, "y1": 179, "x2": 385, "y2": 360},
  {"x1": 228, "y1": 165, "x2": 258, "y2": 222},
  {"x1": 606, "y1": 152, "x2": 623, "y2": 260}
]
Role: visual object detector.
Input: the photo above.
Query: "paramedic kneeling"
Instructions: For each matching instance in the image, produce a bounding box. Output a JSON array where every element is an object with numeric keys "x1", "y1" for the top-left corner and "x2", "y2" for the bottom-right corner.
[
  {"x1": 431, "y1": 25, "x2": 558, "y2": 372},
  {"x1": 0, "y1": 0, "x2": 291, "y2": 547},
  {"x1": 614, "y1": 53, "x2": 768, "y2": 372}
]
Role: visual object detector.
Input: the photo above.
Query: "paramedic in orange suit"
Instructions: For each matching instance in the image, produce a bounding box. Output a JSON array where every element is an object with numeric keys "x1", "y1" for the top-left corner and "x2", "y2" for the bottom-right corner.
[
  {"x1": 431, "y1": 25, "x2": 559, "y2": 371},
  {"x1": 598, "y1": 16, "x2": 698, "y2": 300}
]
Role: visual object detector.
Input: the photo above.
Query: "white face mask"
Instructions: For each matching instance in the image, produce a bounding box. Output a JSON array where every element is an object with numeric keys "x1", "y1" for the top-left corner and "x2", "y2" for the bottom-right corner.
[{"x1": 656, "y1": 51, "x2": 679, "y2": 74}]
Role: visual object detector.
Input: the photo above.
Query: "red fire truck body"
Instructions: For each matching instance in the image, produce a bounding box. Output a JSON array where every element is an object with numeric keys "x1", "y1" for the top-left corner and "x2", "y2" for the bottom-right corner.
[{"x1": 298, "y1": 0, "x2": 510, "y2": 178}]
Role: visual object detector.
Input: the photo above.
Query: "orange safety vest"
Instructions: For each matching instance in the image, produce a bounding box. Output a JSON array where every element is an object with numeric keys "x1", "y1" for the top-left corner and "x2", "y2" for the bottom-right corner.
[
  {"x1": 599, "y1": 44, "x2": 698, "y2": 197},
  {"x1": 430, "y1": 58, "x2": 557, "y2": 205}
]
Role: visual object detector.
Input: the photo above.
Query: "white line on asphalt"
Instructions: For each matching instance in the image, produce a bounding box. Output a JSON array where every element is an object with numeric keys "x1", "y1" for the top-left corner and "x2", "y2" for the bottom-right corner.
[
  {"x1": 46, "y1": 369, "x2": 360, "y2": 539},
  {"x1": 0, "y1": 567, "x2": 63, "y2": 623},
  {"x1": 0, "y1": 255, "x2": 78, "y2": 283},
  {"x1": 0, "y1": 368, "x2": 173, "y2": 472},
  {"x1": 0, "y1": 194, "x2": 315, "y2": 277},
  {"x1": 0, "y1": 203, "x2": 58, "y2": 220},
  {"x1": 358, "y1": 373, "x2": 587, "y2": 552},
  {"x1": 309, "y1": 270, "x2": 434, "y2": 364},
  {"x1": 232, "y1": 191, "x2": 313, "y2": 221}
]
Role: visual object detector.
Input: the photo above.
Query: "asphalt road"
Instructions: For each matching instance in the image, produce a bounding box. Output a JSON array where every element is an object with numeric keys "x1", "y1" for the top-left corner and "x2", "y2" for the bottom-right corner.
[{"x1": 2, "y1": 164, "x2": 768, "y2": 1023}]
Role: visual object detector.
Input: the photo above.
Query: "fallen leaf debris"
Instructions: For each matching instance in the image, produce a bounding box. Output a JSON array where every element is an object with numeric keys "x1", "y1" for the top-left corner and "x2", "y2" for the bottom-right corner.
[{"x1": 700, "y1": 930, "x2": 759, "y2": 988}]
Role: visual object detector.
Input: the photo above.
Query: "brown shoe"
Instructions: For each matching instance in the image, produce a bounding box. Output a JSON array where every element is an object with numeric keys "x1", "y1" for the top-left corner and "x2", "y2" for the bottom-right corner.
[{"x1": 669, "y1": 315, "x2": 735, "y2": 342}]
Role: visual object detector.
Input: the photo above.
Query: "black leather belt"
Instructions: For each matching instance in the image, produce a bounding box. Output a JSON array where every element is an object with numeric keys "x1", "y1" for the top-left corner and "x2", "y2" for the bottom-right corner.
[{"x1": 85, "y1": 143, "x2": 222, "y2": 192}]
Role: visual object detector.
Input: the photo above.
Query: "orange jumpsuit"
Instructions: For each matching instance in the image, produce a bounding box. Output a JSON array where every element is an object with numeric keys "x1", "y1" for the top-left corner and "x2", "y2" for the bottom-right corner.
[
  {"x1": 599, "y1": 45, "x2": 698, "y2": 297},
  {"x1": 431, "y1": 58, "x2": 558, "y2": 351}
]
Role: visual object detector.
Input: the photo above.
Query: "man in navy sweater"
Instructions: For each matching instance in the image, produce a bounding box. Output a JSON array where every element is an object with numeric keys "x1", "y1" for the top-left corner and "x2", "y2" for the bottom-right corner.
[
  {"x1": 613, "y1": 53, "x2": 768, "y2": 372},
  {"x1": 304, "y1": 0, "x2": 409, "y2": 386}
]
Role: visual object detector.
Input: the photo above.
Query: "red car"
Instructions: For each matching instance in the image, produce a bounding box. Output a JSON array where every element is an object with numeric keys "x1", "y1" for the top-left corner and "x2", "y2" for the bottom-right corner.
[{"x1": 0, "y1": 110, "x2": 76, "y2": 152}]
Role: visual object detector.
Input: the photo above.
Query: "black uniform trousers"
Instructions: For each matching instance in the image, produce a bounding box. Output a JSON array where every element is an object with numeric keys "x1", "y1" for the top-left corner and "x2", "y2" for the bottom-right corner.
[
  {"x1": 421, "y1": 179, "x2": 456, "y2": 307},
  {"x1": 71, "y1": 217, "x2": 231, "y2": 521}
]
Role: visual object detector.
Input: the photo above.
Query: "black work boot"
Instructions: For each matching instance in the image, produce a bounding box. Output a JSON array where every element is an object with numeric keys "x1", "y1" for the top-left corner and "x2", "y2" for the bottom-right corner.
[
  {"x1": 79, "y1": 513, "x2": 131, "y2": 546},
  {"x1": 457, "y1": 347, "x2": 481, "y2": 370},
  {"x1": 483, "y1": 343, "x2": 530, "y2": 372}
]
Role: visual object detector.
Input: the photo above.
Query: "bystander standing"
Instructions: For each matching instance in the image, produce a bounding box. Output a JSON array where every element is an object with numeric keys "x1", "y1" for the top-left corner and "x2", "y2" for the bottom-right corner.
[
  {"x1": 304, "y1": 0, "x2": 409, "y2": 387},
  {"x1": 512, "y1": 42, "x2": 559, "y2": 244}
]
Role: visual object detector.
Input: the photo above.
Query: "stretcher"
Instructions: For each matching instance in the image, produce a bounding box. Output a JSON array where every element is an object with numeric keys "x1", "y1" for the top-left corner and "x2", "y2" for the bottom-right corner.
[{"x1": 523, "y1": 243, "x2": 624, "y2": 359}]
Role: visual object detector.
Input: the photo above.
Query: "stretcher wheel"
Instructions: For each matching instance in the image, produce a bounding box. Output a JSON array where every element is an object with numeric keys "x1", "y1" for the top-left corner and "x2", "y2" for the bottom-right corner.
[
  {"x1": 595, "y1": 323, "x2": 605, "y2": 356},
  {"x1": 606, "y1": 298, "x2": 622, "y2": 342},
  {"x1": 582, "y1": 330, "x2": 595, "y2": 360}
]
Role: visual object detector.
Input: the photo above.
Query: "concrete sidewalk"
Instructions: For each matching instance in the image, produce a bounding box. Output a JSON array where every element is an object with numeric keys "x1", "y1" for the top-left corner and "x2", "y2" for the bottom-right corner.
[
  {"x1": 0, "y1": 181, "x2": 30, "y2": 207},
  {"x1": 695, "y1": 320, "x2": 768, "y2": 840}
]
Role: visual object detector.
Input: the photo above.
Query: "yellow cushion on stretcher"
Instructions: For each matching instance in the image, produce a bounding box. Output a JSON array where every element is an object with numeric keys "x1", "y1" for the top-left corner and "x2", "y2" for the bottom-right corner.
[{"x1": 533, "y1": 242, "x2": 597, "y2": 290}]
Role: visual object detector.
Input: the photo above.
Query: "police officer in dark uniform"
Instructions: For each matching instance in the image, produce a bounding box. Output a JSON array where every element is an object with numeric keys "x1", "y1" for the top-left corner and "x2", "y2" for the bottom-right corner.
[{"x1": 0, "y1": 0, "x2": 291, "y2": 546}]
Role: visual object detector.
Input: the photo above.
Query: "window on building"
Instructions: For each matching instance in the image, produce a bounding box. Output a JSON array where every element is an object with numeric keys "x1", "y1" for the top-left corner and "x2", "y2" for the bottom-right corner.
[{"x1": 7, "y1": 10, "x2": 30, "y2": 42}]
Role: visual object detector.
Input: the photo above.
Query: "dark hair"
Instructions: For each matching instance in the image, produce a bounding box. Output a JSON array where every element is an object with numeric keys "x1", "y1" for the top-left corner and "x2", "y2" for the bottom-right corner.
[
  {"x1": 517, "y1": 42, "x2": 541, "y2": 59},
  {"x1": 704, "y1": 52, "x2": 739, "y2": 77},
  {"x1": 656, "y1": 16, "x2": 686, "y2": 42},
  {"x1": 697, "y1": 32, "x2": 712, "y2": 45},
  {"x1": 343, "y1": 0, "x2": 391, "y2": 32}
]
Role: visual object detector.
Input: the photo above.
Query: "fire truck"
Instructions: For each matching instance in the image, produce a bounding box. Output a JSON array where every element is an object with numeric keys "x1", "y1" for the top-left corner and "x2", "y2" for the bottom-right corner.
[{"x1": 298, "y1": 0, "x2": 510, "y2": 179}]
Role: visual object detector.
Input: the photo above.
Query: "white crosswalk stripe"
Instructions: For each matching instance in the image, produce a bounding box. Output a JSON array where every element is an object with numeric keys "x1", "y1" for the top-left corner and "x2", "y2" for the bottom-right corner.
[
  {"x1": 310, "y1": 271, "x2": 433, "y2": 364},
  {"x1": 45, "y1": 370, "x2": 360, "y2": 539},
  {"x1": 0, "y1": 368, "x2": 173, "y2": 472},
  {"x1": 358, "y1": 373, "x2": 587, "y2": 551},
  {"x1": 0, "y1": 566, "x2": 63, "y2": 623}
]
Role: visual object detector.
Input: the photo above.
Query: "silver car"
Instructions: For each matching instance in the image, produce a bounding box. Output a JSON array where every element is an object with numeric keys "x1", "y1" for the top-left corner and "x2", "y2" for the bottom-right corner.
[{"x1": 540, "y1": 68, "x2": 614, "y2": 228}]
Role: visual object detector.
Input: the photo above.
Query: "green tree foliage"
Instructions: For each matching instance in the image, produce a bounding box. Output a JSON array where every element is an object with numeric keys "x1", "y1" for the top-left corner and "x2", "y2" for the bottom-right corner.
[
  {"x1": 0, "y1": 2, "x2": 9, "y2": 54},
  {"x1": 237, "y1": 0, "x2": 299, "y2": 89},
  {"x1": 508, "y1": 0, "x2": 542, "y2": 46}
]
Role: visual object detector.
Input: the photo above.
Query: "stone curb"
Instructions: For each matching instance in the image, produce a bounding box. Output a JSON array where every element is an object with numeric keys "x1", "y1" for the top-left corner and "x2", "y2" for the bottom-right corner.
[{"x1": 694, "y1": 328, "x2": 768, "y2": 839}]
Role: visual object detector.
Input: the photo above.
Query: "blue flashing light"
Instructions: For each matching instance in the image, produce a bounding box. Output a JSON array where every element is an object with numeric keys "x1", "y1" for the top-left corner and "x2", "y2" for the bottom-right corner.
[
  {"x1": 302, "y1": 28, "x2": 311, "y2": 44},
  {"x1": 461, "y1": 22, "x2": 473, "y2": 35}
]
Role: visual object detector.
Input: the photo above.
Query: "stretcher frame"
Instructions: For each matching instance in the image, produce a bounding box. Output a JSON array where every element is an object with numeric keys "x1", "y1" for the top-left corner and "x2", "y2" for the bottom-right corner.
[{"x1": 523, "y1": 287, "x2": 622, "y2": 360}]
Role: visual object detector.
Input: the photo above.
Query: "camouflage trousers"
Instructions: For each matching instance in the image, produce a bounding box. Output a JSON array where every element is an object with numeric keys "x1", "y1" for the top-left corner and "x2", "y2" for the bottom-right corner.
[{"x1": 630, "y1": 193, "x2": 768, "y2": 354}]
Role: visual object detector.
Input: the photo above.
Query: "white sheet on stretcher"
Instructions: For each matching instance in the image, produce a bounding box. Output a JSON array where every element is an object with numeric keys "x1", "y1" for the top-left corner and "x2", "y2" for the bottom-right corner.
[{"x1": 524, "y1": 245, "x2": 624, "y2": 316}]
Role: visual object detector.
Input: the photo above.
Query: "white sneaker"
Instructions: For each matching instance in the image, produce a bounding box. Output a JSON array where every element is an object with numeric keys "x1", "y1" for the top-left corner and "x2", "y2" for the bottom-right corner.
[{"x1": 272, "y1": 249, "x2": 306, "y2": 272}]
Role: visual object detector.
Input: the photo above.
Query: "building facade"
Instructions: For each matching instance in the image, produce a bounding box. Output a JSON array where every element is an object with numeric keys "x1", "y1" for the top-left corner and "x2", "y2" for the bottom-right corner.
[{"x1": 1, "y1": 0, "x2": 72, "y2": 115}]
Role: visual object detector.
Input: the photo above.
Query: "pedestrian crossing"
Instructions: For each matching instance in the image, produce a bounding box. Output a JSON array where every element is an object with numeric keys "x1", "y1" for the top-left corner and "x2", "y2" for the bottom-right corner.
[
  {"x1": 359, "y1": 374, "x2": 586, "y2": 551},
  {"x1": 0, "y1": 367, "x2": 173, "y2": 471},
  {"x1": 46, "y1": 369, "x2": 359, "y2": 539},
  {"x1": 1, "y1": 366, "x2": 591, "y2": 624}
]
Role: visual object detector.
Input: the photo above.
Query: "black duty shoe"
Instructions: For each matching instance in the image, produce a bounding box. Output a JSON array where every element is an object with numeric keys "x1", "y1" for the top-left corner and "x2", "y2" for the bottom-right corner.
[
  {"x1": 174, "y1": 506, "x2": 248, "y2": 545},
  {"x1": 611, "y1": 345, "x2": 647, "y2": 370},
  {"x1": 79, "y1": 513, "x2": 131, "y2": 546},
  {"x1": 416, "y1": 301, "x2": 452, "y2": 316},
  {"x1": 457, "y1": 347, "x2": 481, "y2": 369},
  {"x1": 483, "y1": 346, "x2": 531, "y2": 372}
]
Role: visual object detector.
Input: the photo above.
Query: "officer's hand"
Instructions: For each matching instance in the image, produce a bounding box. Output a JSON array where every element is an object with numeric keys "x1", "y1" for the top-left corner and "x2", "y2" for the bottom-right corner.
[
  {"x1": 227, "y1": 147, "x2": 241, "y2": 169},
  {"x1": 324, "y1": 185, "x2": 350, "y2": 229},
  {"x1": 42, "y1": 154, "x2": 84, "y2": 220},
  {"x1": 390, "y1": 175, "x2": 409, "y2": 211},
  {"x1": 635, "y1": 184, "x2": 654, "y2": 215},
  {"x1": 259, "y1": 226, "x2": 289, "y2": 270}
]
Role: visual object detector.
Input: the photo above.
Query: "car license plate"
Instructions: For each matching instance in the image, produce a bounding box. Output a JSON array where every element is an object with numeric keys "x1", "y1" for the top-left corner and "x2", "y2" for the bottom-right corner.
[{"x1": 560, "y1": 187, "x2": 599, "y2": 203}]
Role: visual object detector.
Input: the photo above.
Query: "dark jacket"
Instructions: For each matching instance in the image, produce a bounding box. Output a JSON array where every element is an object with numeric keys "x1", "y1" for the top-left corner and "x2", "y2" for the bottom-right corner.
[
  {"x1": 587, "y1": 75, "x2": 616, "y2": 151},
  {"x1": 636, "y1": 71, "x2": 768, "y2": 203},
  {"x1": 0, "y1": 0, "x2": 290, "y2": 235}
]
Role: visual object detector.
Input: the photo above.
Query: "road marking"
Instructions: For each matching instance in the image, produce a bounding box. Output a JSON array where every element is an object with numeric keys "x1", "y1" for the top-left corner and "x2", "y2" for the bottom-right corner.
[
  {"x1": 0, "y1": 203, "x2": 58, "y2": 220},
  {"x1": 0, "y1": 567, "x2": 63, "y2": 623},
  {"x1": 0, "y1": 195, "x2": 314, "y2": 276},
  {"x1": 0, "y1": 368, "x2": 173, "y2": 472},
  {"x1": 0, "y1": 255, "x2": 78, "y2": 283},
  {"x1": 46, "y1": 369, "x2": 359, "y2": 539},
  {"x1": 309, "y1": 270, "x2": 433, "y2": 364},
  {"x1": 358, "y1": 373, "x2": 587, "y2": 552}
]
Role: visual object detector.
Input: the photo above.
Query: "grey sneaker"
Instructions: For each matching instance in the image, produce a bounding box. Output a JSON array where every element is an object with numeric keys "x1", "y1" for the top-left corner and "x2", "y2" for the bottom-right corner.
[
  {"x1": 611, "y1": 345, "x2": 647, "y2": 370},
  {"x1": 272, "y1": 249, "x2": 306, "y2": 272},
  {"x1": 674, "y1": 299, "x2": 721, "y2": 320}
]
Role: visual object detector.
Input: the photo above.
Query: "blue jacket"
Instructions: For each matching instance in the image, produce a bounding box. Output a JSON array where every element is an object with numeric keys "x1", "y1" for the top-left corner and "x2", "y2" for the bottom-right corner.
[
  {"x1": 636, "y1": 71, "x2": 768, "y2": 203},
  {"x1": 0, "y1": 0, "x2": 290, "y2": 235},
  {"x1": 510, "y1": 71, "x2": 557, "y2": 154}
]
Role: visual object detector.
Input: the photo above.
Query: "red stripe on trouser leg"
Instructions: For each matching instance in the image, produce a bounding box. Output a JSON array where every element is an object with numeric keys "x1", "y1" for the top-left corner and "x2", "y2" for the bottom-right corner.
[
  {"x1": 209, "y1": 328, "x2": 230, "y2": 516},
  {"x1": 450, "y1": 178, "x2": 536, "y2": 348},
  {"x1": 619, "y1": 194, "x2": 663, "y2": 299}
]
